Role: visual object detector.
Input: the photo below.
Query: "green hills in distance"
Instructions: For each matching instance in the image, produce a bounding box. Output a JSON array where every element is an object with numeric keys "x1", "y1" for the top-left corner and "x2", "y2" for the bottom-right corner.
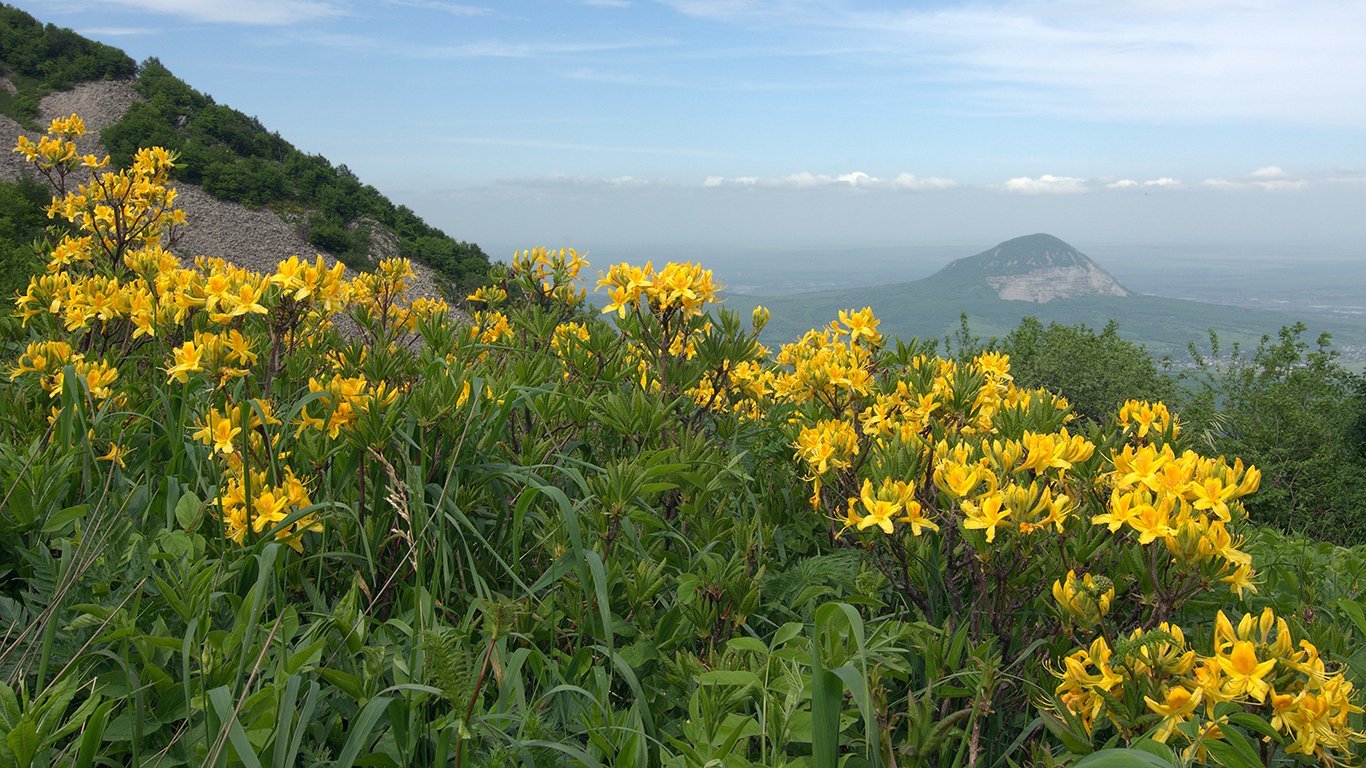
[{"x1": 737, "y1": 233, "x2": 1366, "y2": 363}]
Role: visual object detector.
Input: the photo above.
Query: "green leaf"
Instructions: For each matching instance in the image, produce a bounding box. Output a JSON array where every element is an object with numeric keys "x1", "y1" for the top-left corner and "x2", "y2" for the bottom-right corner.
[
  {"x1": 696, "y1": 670, "x2": 760, "y2": 688},
  {"x1": 41, "y1": 504, "x2": 88, "y2": 533},
  {"x1": 6, "y1": 717, "x2": 38, "y2": 766},
  {"x1": 319, "y1": 668, "x2": 366, "y2": 702},
  {"x1": 334, "y1": 695, "x2": 392, "y2": 768},
  {"x1": 1336, "y1": 599, "x2": 1366, "y2": 635},
  {"x1": 208, "y1": 686, "x2": 262, "y2": 768},
  {"x1": 74, "y1": 701, "x2": 114, "y2": 768},
  {"x1": 1227, "y1": 712, "x2": 1280, "y2": 742},
  {"x1": 725, "y1": 636, "x2": 768, "y2": 656},
  {"x1": 174, "y1": 491, "x2": 203, "y2": 531}
]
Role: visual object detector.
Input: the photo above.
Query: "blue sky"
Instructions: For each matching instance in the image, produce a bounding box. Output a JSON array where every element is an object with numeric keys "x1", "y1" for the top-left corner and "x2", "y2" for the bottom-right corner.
[{"x1": 16, "y1": 0, "x2": 1366, "y2": 261}]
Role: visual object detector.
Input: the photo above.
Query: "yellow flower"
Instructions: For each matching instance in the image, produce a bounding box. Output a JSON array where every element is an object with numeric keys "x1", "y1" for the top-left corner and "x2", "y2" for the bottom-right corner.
[
  {"x1": 1127, "y1": 494, "x2": 1177, "y2": 545},
  {"x1": 855, "y1": 478, "x2": 900, "y2": 534},
  {"x1": 837, "y1": 307, "x2": 880, "y2": 346},
  {"x1": 224, "y1": 280, "x2": 269, "y2": 318},
  {"x1": 1052, "y1": 570, "x2": 1113, "y2": 628},
  {"x1": 193, "y1": 410, "x2": 242, "y2": 456},
  {"x1": 962, "y1": 492, "x2": 1010, "y2": 543},
  {"x1": 166, "y1": 341, "x2": 205, "y2": 383},
  {"x1": 1220, "y1": 563, "x2": 1258, "y2": 599},
  {"x1": 751, "y1": 305, "x2": 770, "y2": 332},
  {"x1": 1144, "y1": 685, "x2": 1202, "y2": 743},
  {"x1": 934, "y1": 462, "x2": 981, "y2": 498},
  {"x1": 901, "y1": 498, "x2": 939, "y2": 536},
  {"x1": 837, "y1": 497, "x2": 864, "y2": 535},
  {"x1": 97, "y1": 443, "x2": 127, "y2": 468},
  {"x1": 1216, "y1": 640, "x2": 1276, "y2": 702}
]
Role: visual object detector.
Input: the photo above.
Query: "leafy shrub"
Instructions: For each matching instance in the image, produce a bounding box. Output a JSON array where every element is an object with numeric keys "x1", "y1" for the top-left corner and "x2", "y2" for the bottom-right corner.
[
  {"x1": 1001, "y1": 316, "x2": 1176, "y2": 424},
  {"x1": 1183, "y1": 325, "x2": 1366, "y2": 544}
]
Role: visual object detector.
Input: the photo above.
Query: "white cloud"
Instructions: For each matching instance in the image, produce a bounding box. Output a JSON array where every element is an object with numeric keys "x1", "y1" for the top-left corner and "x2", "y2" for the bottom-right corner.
[
  {"x1": 1107, "y1": 179, "x2": 1138, "y2": 189},
  {"x1": 702, "y1": 171, "x2": 957, "y2": 190},
  {"x1": 1251, "y1": 166, "x2": 1288, "y2": 178},
  {"x1": 1144, "y1": 177, "x2": 1182, "y2": 187},
  {"x1": 381, "y1": 0, "x2": 490, "y2": 15},
  {"x1": 90, "y1": 0, "x2": 341, "y2": 24},
  {"x1": 1002, "y1": 174, "x2": 1087, "y2": 194},
  {"x1": 890, "y1": 173, "x2": 957, "y2": 190},
  {"x1": 495, "y1": 173, "x2": 666, "y2": 188},
  {"x1": 662, "y1": 1, "x2": 1366, "y2": 126},
  {"x1": 1202, "y1": 177, "x2": 1309, "y2": 192},
  {"x1": 836, "y1": 171, "x2": 877, "y2": 186}
]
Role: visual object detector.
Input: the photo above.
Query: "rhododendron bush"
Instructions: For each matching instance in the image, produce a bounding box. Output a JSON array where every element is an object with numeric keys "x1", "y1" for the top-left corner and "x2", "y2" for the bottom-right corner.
[{"x1": 0, "y1": 115, "x2": 1361, "y2": 766}]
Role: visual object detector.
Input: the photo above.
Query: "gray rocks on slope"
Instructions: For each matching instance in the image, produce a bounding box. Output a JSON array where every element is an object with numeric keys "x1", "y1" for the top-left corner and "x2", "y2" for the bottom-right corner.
[
  {"x1": 0, "y1": 79, "x2": 450, "y2": 306},
  {"x1": 986, "y1": 264, "x2": 1131, "y2": 303}
]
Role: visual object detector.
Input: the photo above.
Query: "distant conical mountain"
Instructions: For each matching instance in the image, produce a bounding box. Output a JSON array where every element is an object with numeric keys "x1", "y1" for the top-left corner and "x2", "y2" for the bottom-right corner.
[
  {"x1": 925, "y1": 234, "x2": 1131, "y2": 302},
  {"x1": 737, "y1": 234, "x2": 1366, "y2": 360}
]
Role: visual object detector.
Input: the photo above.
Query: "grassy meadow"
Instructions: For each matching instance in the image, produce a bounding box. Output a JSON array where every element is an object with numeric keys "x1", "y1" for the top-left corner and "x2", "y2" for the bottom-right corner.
[{"x1": 0, "y1": 116, "x2": 1363, "y2": 768}]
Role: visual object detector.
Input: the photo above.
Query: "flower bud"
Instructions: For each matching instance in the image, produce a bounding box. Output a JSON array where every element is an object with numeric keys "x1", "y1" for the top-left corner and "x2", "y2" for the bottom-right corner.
[{"x1": 752, "y1": 305, "x2": 770, "y2": 332}]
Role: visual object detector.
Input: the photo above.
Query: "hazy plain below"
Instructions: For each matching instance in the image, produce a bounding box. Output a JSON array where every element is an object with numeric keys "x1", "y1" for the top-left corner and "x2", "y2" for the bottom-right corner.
[{"x1": 487, "y1": 239, "x2": 1366, "y2": 319}]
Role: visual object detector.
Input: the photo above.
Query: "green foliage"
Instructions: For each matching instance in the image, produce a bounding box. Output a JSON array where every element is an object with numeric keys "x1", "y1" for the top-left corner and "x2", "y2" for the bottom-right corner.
[
  {"x1": 1000, "y1": 317, "x2": 1175, "y2": 424},
  {"x1": 0, "y1": 4, "x2": 136, "y2": 124},
  {"x1": 0, "y1": 177, "x2": 48, "y2": 319},
  {"x1": 1182, "y1": 324, "x2": 1366, "y2": 544},
  {"x1": 101, "y1": 59, "x2": 489, "y2": 290}
]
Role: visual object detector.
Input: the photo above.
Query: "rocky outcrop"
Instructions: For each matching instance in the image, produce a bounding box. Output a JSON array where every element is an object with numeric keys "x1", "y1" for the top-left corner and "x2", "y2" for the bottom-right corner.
[{"x1": 987, "y1": 264, "x2": 1130, "y2": 303}]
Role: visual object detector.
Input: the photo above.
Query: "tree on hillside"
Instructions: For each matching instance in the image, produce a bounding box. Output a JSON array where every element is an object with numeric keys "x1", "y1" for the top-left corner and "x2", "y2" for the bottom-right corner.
[
  {"x1": 0, "y1": 177, "x2": 49, "y2": 303},
  {"x1": 1181, "y1": 324, "x2": 1366, "y2": 544},
  {"x1": 998, "y1": 317, "x2": 1175, "y2": 424}
]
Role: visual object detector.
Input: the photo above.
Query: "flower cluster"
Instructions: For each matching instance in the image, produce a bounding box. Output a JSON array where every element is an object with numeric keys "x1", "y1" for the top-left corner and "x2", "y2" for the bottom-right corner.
[
  {"x1": 510, "y1": 246, "x2": 588, "y2": 307},
  {"x1": 1054, "y1": 608, "x2": 1364, "y2": 763},
  {"x1": 219, "y1": 465, "x2": 321, "y2": 552},
  {"x1": 1052, "y1": 570, "x2": 1114, "y2": 629},
  {"x1": 9, "y1": 340, "x2": 119, "y2": 403},
  {"x1": 297, "y1": 375, "x2": 400, "y2": 440},
  {"x1": 597, "y1": 261, "x2": 718, "y2": 321},
  {"x1": 9, "y1": 115, "x2": 446, "y2": 553},
  {"x1": 1118, "y1": 398, "x2": 1178, "y2": 439},
  {"x1": 772, "y1": 310, "x2": 879, "y2": 411},
  {"x1": 1097, "y1": 424, "x2": 1261, "y2": 597},
  {"x1": 11, "y1": 113, "x2": 108, "y2": 182}
]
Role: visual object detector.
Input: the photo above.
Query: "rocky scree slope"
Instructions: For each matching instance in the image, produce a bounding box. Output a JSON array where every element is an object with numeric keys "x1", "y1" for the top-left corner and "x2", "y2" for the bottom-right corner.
[{"x1": 0, "y1": 78, "x2": 450, "y2": 307}]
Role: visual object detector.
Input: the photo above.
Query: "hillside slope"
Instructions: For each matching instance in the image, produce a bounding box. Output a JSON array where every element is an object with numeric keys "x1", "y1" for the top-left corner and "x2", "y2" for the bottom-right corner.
[
  {"x1": 0, "y1": 5, "x2": 486, "y2": 296},
  {"x1": 0, "y1": 78, "x2": 450, "y2": 307}
]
